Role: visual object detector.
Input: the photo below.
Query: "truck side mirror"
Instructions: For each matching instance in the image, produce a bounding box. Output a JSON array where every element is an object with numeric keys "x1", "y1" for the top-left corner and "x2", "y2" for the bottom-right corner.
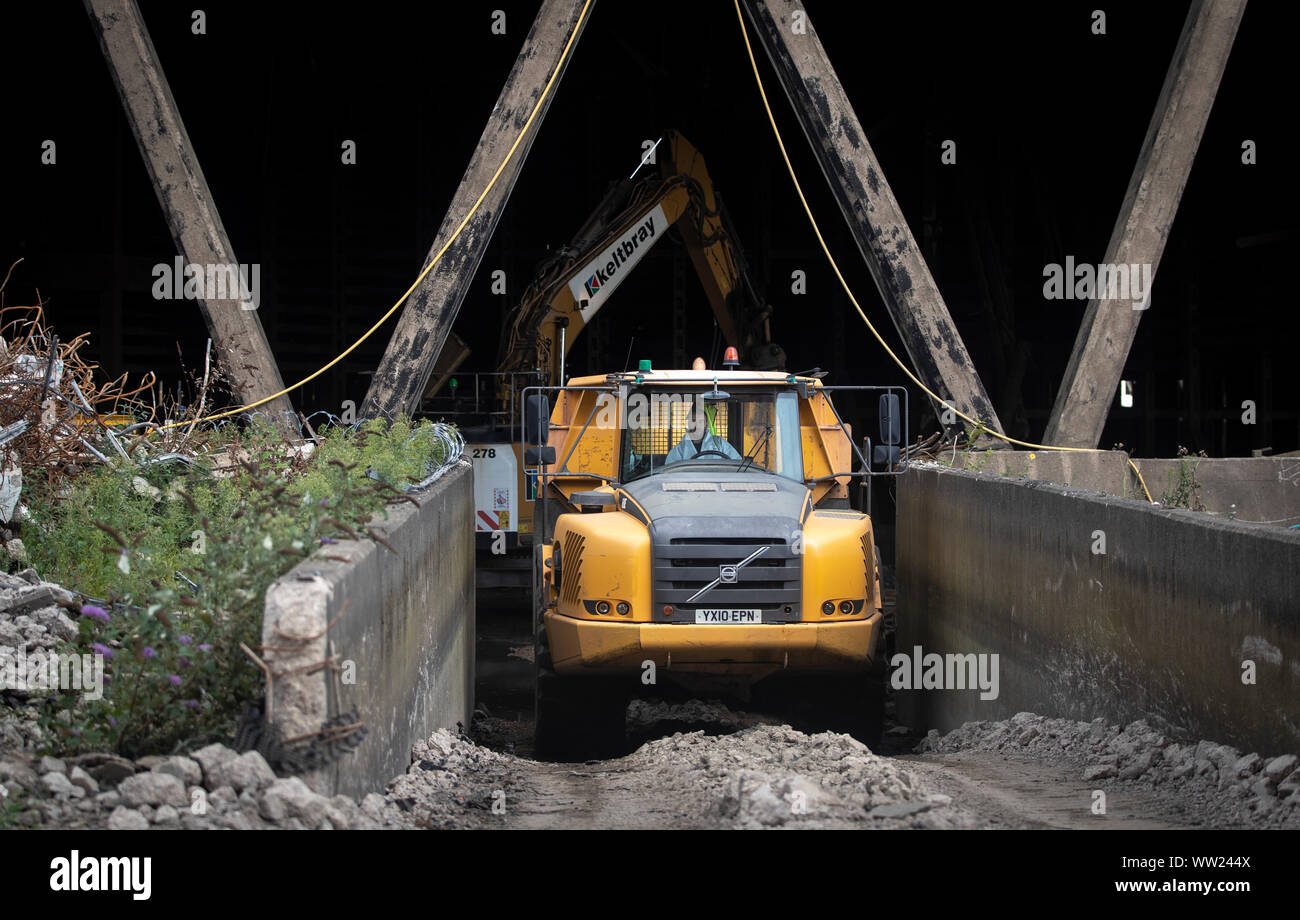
[
  {"x1": 873, "y1": 393, "x2": 901, "y2": 465},
  {"x1": 525, "y1": 394, "x2": 551, "y2": 446},
  {"x1": 878, "y1": 393, "x2": 900, "y2": 446}
]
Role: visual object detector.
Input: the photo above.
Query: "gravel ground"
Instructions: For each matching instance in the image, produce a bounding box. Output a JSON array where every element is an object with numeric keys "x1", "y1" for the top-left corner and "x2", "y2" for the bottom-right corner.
[
  {"x1": 7, "y1": 559, "x2": 1297, "y2": 830},
  {"x1": 1, "y1": 566, "x2": 387, "y2": 830},
  {"x1": 912, "y1": 712, "x2": 1300, "y2": 829},
  {"x1": 0, "y1": 744, "x2": 388, "y2": 830},
  {"x1": 382, "y1": 716, "x2": 976, "y2": 829},
  {"x1": 6, "y1": 701, "x2": 1298, "y2": 829}
]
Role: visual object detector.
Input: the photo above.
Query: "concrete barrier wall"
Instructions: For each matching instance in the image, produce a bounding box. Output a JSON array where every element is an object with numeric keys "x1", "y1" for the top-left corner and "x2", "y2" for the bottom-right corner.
[
  {"x1": 897, "y1": 462, "x2": 1300, "y2": 756},
  {"x1": 1134, "y1": 457, "x2": 1300, "y2": 526},
  {"x1": 941, "y1": 450, "x2": 1300, "y2": 527},
  {"x1": 939, "y1": 448, "x2": 1129, "y2": 494},
  {"x1": 262, "y1": 460, "x2": 475, "y2": 798}
]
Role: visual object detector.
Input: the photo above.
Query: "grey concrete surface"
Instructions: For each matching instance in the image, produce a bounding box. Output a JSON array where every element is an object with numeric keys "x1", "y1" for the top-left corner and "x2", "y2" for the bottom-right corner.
[
  {"x1": 1134, "y1": 456, "x2": 1300, "y2": 526},
  {"x1": 940, "y1": 451, "x2": 1300, "y2": 528},
  {"x1": 896, "y1": 462, "x2": 1300, "y2": 756},
  {"x1": 938, "y1": 448, "x2": 1129, "y2": 494},
  {"x1": 262, "y1": 460, "x2": 475, "y2": 797}
]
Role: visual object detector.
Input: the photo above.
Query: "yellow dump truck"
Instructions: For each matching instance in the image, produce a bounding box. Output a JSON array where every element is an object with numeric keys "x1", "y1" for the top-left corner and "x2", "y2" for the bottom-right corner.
[{"x1": 523, "y1": 355, "x2": 905, "y2": 757}]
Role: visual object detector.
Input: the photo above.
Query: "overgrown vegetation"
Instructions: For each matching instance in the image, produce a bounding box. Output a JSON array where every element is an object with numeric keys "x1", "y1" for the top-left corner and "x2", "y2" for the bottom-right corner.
[
  {"x1": 1159, "y1": 445, "x2": 1207, "y2": 511},
  {"x1": 1, "y1": 274, "x2": 458, "y2": 761},
  {"x1": 18, "y1": 418, "x2": 448, "y2": 758}
]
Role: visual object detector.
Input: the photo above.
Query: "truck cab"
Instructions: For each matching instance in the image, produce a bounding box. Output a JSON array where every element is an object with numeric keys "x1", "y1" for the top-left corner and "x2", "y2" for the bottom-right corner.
[{"x1": 526, "y1": 361, "x2": 904, "y2": 758}]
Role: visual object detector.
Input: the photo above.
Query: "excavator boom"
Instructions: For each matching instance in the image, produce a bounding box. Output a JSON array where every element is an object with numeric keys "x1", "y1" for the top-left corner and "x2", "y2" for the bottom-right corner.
[{"x1": 496, "y1": 131, "x2": 780, "y2": 387}]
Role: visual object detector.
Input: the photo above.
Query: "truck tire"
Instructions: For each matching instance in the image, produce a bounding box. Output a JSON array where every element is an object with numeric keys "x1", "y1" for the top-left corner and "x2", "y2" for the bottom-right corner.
[
  {"x1": 532, "y1": 544, "x2": 627, "y2": 760},
  {"x1": 860, "y1": 656, "x2": 887, "y2": 750}
]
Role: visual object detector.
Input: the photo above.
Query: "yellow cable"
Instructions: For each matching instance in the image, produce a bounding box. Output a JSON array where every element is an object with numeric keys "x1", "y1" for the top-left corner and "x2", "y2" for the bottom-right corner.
[
  {"x1": 158, "y1": 0, "x2": 594, "y2": 431},
  {"x1": 732, "y1": 1, "x2": 1154, "y2": 502}
]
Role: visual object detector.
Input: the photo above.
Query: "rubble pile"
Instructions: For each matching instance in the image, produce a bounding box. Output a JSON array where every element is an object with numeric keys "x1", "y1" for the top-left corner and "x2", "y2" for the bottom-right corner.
[{"x1": 917, "y1": 711, "x2": 1300, "y2": 828}]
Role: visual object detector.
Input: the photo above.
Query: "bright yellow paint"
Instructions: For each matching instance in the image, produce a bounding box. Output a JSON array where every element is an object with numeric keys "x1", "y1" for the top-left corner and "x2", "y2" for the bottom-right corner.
[
  {"x1": 800, "y1": 510, "x2": 874, "y2": 621},
  {"x1": 550, "y1": 509, "x2": 652, "y2": 621},
  {"x1": 545, "y1": 610, "x2": 880, "y2": 678}
]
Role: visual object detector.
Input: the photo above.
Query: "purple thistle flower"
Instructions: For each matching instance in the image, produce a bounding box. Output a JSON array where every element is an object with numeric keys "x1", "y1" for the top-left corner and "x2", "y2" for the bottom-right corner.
[
  {"x1": 142, "y1": 647, "x2": 156, "y2": 659},
  {"x1": 108, "y1": 716, "x2": 117, "y2": 727},
  {"x1": 81, "y1": 605, "x2": 110, "y2": 623},
  {"x1": 320, "y1": 537, "x2": 338, "y2": 545},
  {"x1": 181, "y1": 699, "x2": 200, "y2": 709},
  {"x1": 168, "y1": 674, "x2": 182, "y2": 687},
  {"x1": 92, "y1": 643, "x2": 114, "y2": 659},
  {"x1": 178, "y1": 657, "x2": 192, "y2": 669},
  {"x1": 198, "y1": 643, "x2": 212, "y2": 652},
  {"x1": 319, "y1": 497, "x2": 330, "y2": 507},
  {"x1": 178, "y1": 634, "x2": 193, "y2": 645}
]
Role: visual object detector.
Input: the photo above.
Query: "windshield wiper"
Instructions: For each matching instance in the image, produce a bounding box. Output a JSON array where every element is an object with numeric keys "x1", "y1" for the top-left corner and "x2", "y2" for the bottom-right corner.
[{"x1": 736, "y1": 425, "x2": 773, "y2": 472}]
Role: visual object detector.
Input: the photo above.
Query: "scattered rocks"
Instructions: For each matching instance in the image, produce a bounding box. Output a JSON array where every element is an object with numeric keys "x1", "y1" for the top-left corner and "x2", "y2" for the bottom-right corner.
[
  {"x1": 41, "y1": 771, "x2": 80, "y2": 798},
  {"x1": 154, "y1": 755, "x2": 202, "y2": 787},
  {"x1": 261, "y1": 777, "x2": 331, "y2": 827},
  {"x1": 117, "y1": 772, "x2": 188, "y2": 809},
  {"x1": 3, "y1": 570, "x2": 386, "y2": 831},
  {"x1": 1119, "y1": 750, "x2": 1156, "y2": 781},
  {"x1": 0, "y1": 739, "x2": 383, "y2": 830},
  {"x1": 206, "y1": 751, "x2": 276, "y2": 794},
  {"x1": 68, "y1": 766, "x2": 98, "y2": 795},
  {"x1": 30, "y1": 607, "x2": 77, "y2": 642},
  {"x1": 1082, "y1": 764, "x2": 1116, "y2": 781},
  {"x1": 381, "y1": 723, "x2": 977, "y2": 830},
  {"x1": 915, "y1": 712, "x2": 1300, "y2": 828},
  {"x1": 1233, "y1": 752, "x2": 1262, "y2": 778},
  {"x1": 1264, "y1": 754, "x2": 1298, "y2": 785},
  {"x1": 190, "y1": 743, "x2": 237, "y2": 782},
  {"x1": 869, "y1": 800, "x2": 932, "y2": 819},
  {"x1": 106, "y1": 807, "x2": 150, "y2": 830},
  {"x1": 74, "y1": 753, "x2": 137, "y2": 788}
]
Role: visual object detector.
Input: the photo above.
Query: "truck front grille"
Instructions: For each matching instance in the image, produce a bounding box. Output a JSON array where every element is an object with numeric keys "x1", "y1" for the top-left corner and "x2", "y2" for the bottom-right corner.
[{"x1": 652, "y1": 535, "x2": 801, "y2": 611}]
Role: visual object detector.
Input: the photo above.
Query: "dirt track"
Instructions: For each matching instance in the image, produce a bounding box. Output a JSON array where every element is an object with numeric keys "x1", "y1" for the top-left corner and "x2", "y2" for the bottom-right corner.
[
  {"x1": 375, "y1": 698, "x2": 1297, "y2": 830},
  {"x1": 376, "y1": 607, "x2": 1300, "y2": 830}
]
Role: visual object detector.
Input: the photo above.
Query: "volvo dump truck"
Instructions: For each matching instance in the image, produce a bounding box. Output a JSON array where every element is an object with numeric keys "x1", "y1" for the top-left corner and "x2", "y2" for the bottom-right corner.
[
  {"x1": 419, "y1": 132, "x2": 781, "y2": 581},
  {"x1": 523, "y1": 356, "x2": 905, "y2": 758}
]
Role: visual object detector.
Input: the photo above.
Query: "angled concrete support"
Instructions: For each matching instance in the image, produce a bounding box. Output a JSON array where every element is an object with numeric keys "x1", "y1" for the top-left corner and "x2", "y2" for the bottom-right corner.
[
  {"x1": 742, "y1": 0, "x2": 1002, "y2": 434},
  {"x1": 86, "y1": 0, "x2": 293, "y2": 420},
  {"x1": 1045, "y1": 0, "x2": 1247, "y2": 448},
  {"x1": 362, "y1": 0, "x2": 593, "y2": 419}
]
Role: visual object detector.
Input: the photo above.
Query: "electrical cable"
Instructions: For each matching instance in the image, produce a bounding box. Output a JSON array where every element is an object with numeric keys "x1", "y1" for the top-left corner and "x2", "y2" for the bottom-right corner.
[{"x1": 732, "y1": 1, "x2": 1154, "y2": 502}]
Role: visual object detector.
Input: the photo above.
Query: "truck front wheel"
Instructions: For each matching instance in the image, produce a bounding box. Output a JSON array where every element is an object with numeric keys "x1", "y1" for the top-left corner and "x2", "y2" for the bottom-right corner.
[{"x1": 532, "y1": 544, "x2": 627, "y2": 760}]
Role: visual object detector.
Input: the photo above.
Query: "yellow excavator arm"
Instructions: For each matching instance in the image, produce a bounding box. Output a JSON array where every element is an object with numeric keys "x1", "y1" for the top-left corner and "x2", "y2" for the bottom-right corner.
[{"x1": 496, "y1": 131, "x2": 779, "y2": 387}]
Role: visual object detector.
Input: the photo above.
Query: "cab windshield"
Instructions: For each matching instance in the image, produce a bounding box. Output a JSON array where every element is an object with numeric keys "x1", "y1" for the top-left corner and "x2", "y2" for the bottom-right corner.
[{"x1": 620, "y1": 388, "x2": 803, "y2": 483}]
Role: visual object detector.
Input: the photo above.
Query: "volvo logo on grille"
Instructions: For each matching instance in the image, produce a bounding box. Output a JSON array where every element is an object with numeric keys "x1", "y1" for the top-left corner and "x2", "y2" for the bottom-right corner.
[{"x1": 685, "y1": 546, "x2": 769, "y2": 603}]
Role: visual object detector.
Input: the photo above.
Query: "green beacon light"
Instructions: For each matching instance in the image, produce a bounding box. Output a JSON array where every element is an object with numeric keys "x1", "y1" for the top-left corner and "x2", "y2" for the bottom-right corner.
[{"x1": 638, "y1": 359, "x2": 652, "y2": 371}]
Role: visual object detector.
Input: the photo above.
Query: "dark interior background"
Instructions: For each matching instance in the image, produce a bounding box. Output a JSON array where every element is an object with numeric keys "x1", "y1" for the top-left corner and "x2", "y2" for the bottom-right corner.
[{"x1": 2, "y1": 0, "x2": 1294, "y2": 457}]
